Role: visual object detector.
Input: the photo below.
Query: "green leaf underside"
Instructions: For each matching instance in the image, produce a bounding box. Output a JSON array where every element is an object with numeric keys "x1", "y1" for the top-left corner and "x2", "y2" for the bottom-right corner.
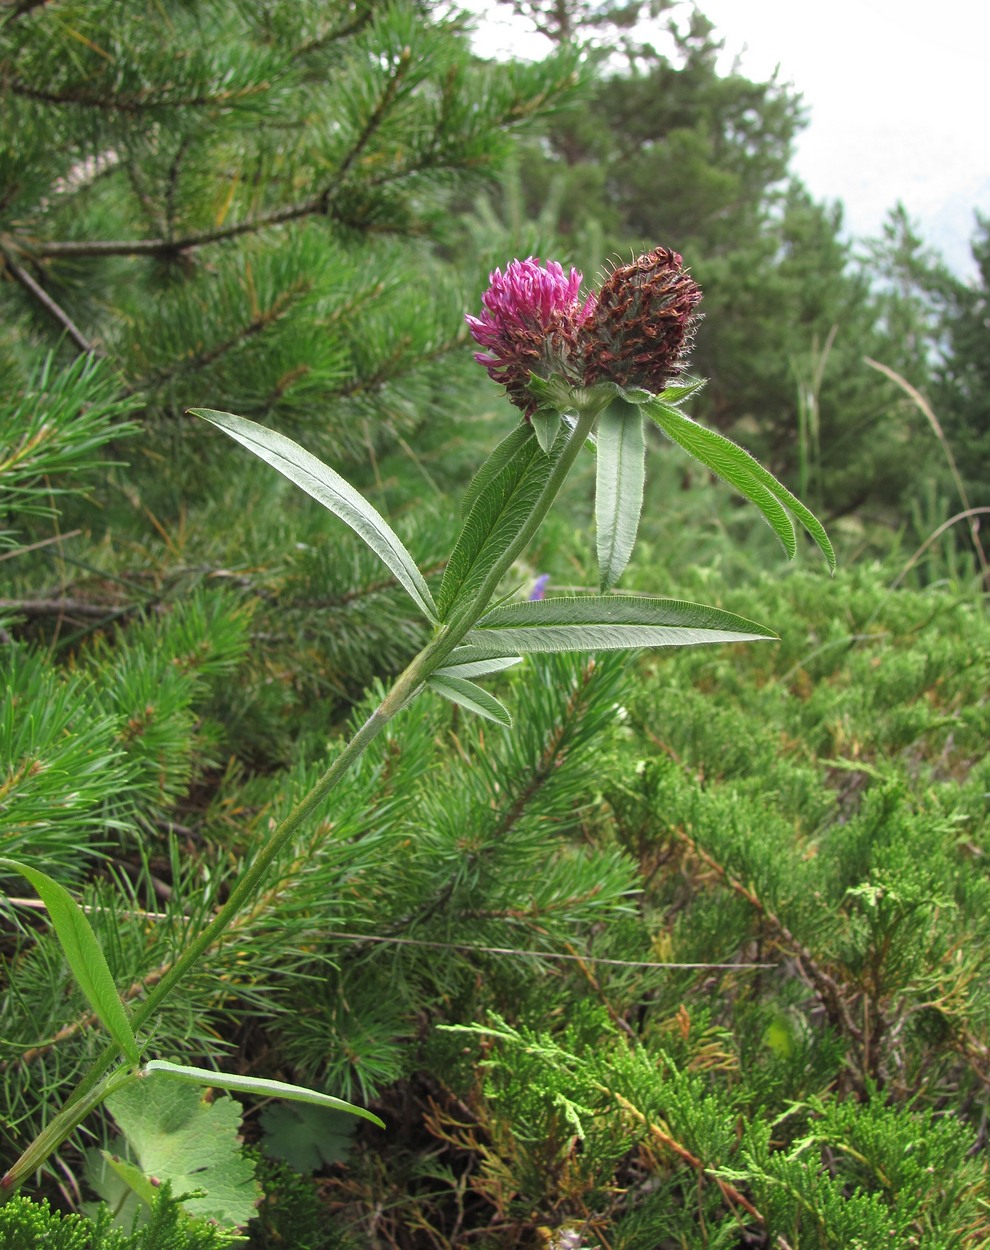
[
  {"x1": 427, "y1": 674, "x2": 513, "y2": 726},
  {"x1": 646, "y1": 399, "x2": 836, "y2": 571},
  {"x1": 434, "y1": 655, "x2": 523, "y2": 680},
  {"x1": 0, "y1": 857, "x2": 140, "y2": 1066},
  {"x1": 437, "y1": 432, "x2": 562, "y2": 620},
  {"x1": 530, "y1": 409, "x2": 561, "y2": 453},
  {"x1": 191, "y1": 409, "x2": 438, "y2": 621},
  {"x1": 466, "y1": 595, "x2": 775, "y2": 655},
  {"x1": 595, "y1": 398, "x2": 647, "y2": 591},
  {"x1": 143, "y1": 1060, "x2": 385, "y2": 1129},
  {"x1": 648, "y1": 400, "x2": 795, "y2": 560},
  {"x1": 479, "y1": 595, "x2": 774, "y2": 631},
  {"x1": 460, "y1": 421, "x2": 534, "y2": 518}
]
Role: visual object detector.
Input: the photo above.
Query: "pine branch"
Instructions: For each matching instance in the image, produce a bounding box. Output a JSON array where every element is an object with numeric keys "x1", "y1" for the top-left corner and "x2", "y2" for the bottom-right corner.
[
  {"x1": 376, "y1": 659, "x2": 602, "y2": 941},
  {"x1": 4, "y1": 930, "x2": 209, "y2": 1074},
  {"x1": 27, "y1": 46, "x2": 412, "y2": 265},
  {"x1": 335, "y1": 337, "x2": 414, "y2": 398},
  {"x1": 291, "y1": 560, "x2": 448, "y2": 609},
  {"x1": 30, "y1": 197, "x2": 329, "y2": 259},
  {"x1": 0, "y1": 248, "x2": 101, "y2": 354},
  {"x1": 132, "y1": 277, "x2": 312, "y2": 392},
  {"x1": 335, "y1": 332, "x2": 464, "y2": 399},
  {"x1": 0, "y1": 531, "x2": 82, "y2": 565},
  {"x1": 6, "y1": 76, "x2": 271, "y2": 114},
  {"x1": 125, "y1": 160, "x2": 167, "y2": 240},
  {"x1": 22, "y1": 34, "x2": 446, "y2": 279},
  {"x1": 26, "y1": 176, "x2": 405, "y2": 264},
  {"x1": 290, "y1": 8, "x2": 375, "y2": 60},
  {"x1": 8, "y1": 954, "x2": 176, "y2": 1070},
  {"x1": 323, "y1": 44, "x2": 412, "y2": 202},
  {"x1": 164, "y1": 138, "x2": 191, "y2": 241},
  {"x1": 0, "y1": 597, "x2": 122, "y2": 619},
  {"x1": 4, "y1": 802, "x2": 338, "y2": 1071},
  {"x1": 490, "y1": 657, "x2": 601, "y2": 836}
]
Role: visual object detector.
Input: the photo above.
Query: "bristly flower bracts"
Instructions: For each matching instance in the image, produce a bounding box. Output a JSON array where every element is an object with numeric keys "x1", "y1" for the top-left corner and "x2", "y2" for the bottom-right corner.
[{"x1": 583, "y1": 246, "x2": 703, "y2": 395}]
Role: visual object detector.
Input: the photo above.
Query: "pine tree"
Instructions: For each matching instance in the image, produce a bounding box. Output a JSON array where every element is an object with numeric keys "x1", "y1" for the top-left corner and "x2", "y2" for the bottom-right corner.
[
  {"x1": 0, "y1": 0, "x2": 583, "y2": 699},
  {"x1": 931, "y1": 214, "x2": 990, "y2": 505},
  {"x1": 0, "y1": 0, "x2": 587, "y2": 1199},
  {"x1": 1, "y1": 0, "x2": 580, "y2": 442}
]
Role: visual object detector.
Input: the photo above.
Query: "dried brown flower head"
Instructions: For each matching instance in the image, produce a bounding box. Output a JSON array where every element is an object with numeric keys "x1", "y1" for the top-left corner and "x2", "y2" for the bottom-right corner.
[{"x1": 583, "y1": 247, "x2": 702, "y2": 395}]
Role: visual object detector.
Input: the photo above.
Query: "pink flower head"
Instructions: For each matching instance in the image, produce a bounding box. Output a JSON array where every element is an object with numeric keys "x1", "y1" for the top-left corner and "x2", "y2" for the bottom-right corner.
[{"x1": 466, "y1": 257, "x2": 596, "y2": 417}]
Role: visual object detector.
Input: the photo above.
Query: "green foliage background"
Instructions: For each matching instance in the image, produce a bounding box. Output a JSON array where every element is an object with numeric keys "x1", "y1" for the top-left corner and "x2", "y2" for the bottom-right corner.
[{"x1": 2, "y1": 0, "x2": 989, "y2": 1246}]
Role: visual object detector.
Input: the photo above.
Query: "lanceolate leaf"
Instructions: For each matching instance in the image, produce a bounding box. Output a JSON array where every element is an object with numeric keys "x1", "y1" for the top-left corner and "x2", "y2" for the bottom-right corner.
[
  {"x1": 434, "y1": 654, "x2": 523, "y2": 681},
  {"x1": 437, "y1": 644, "x2": 524, "y2": 668},
  {"x1": 650, "y1": 400, "x2": 795, "y2": 557},
  {"x1": 0, "y1": 858, "x2": 140, "y2": 1066},
  {"x1": 645, "y1": 398, "x2": 836, "y2": 572},
  {"x1": 466, "y1": 595, "x2": 775, "y2": 655},
  {"x1": 143, "y1": 1060, "x2": 385, "y2": 1129},
  {"x1": 460, "y1": 422, "x2": 533, "y2": 519},
  {"x1": 437, "y1": 433, "x2": 562, "y2": 620},
  {"x1": 192, "y1": 409, "x2": 439, "y2": 622},
  {"x1": 595, "y1": 397, "x2": 646, "y2": 591},
  {"x1": 427, "y1": 674, "x2": 513, "y2": 726}
]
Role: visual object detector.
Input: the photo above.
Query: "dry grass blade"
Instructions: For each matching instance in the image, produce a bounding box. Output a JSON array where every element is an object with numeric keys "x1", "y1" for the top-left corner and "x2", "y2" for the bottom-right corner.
[{"x1": 865, "y1": 356, "x2": 989, "y2": 583}]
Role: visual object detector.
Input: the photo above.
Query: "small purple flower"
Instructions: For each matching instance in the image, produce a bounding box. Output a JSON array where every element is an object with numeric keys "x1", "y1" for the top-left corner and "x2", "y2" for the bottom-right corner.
[
  {"x1": 466, "y1": 258, "x2": 596, "y2": 417},
  {"x1": 529, "y1": 573, "x2": 550, "y2": 601}
]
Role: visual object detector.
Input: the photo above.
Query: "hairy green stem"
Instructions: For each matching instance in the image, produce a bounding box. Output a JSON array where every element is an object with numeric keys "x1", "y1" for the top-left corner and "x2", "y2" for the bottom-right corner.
[
  {"x1": 2, "y1": 401, "x2": 600, "y2": 1195},
  {"x1": 1, "y1": 1069, "x2": 138, "y2": 1195}
]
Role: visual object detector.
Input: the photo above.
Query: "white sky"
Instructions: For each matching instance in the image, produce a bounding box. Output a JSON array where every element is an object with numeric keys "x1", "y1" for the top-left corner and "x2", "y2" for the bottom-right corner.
[{"x1": 464, "y1": 0, "x2": 990, "y2": 279}]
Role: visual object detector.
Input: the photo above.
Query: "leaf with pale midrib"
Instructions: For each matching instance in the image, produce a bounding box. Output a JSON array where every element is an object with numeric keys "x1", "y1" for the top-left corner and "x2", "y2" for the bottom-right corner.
[
  {"x1": 191, "y1": 409, "x2": 439, "y2": 621},
  {"x1": 437, "y1": 434, "x2": 561, "y2": 620},
  {"x1": 465, "y1": 594, "x2": 776, "y2": 654},
  {"x1": 596, "y1": 397, "x2": 646, "y2": 590},
  {"x1": 0, "y1": 857, "x2": 140, "y2": 1066},
  {"x1": 460, "y1": 421, "x2": 534, "y2": 518},
  {"x1": 646, "y1": 398, "x2": 835, "y2": 571},
  {"x1": 428, "y1": 673, "x2": 513, "y2": 725}
]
